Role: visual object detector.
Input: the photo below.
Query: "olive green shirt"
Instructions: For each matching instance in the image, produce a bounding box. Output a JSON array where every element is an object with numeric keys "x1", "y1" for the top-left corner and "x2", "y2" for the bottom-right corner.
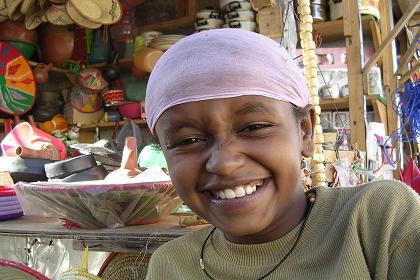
[{"x1": 146, "y1": 180, "x2": 420, "y2": 279}]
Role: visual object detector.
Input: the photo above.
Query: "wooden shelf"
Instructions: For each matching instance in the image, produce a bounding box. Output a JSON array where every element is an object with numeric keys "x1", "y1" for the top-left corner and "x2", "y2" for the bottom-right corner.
[
  {"x1": 313, "y1": 16, "x2": 374, "y2": 41},
  {"x1": 320, "y1": 95, "x2": 386, "y2": 111},
  {"x1": 0, "y1": 215, "x2": 205, "y2": 253},
  {"x1": 79, "y1": 119, "x2": 147, "y2": 130}
]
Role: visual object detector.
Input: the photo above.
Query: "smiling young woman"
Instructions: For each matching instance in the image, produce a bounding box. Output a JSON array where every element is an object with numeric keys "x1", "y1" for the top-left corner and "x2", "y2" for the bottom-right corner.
[{"x1": 144, "y1": 29, "x2": 420, "y2": 280}]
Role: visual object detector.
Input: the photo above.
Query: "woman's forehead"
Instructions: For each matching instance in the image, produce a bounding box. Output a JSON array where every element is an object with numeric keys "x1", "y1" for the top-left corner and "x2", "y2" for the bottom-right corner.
[{"x1": 155, "y1": 96, "x2": 292, "y2": 130}]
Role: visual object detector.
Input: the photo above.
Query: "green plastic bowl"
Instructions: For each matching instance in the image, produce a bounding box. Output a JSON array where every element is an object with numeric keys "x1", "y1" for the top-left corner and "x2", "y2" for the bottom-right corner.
[{"x1": 7, "y1": 41, "x2": 36, "y2": 59}]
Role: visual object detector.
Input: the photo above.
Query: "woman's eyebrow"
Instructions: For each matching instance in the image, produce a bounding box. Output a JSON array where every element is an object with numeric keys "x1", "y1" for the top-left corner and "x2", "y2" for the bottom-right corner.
[
  {"x1": 235, "y1": 102, "x2": 276, "y2": 115},
  {"x1": 163, "y1": 119, "x2": 203, "y2": 136}
]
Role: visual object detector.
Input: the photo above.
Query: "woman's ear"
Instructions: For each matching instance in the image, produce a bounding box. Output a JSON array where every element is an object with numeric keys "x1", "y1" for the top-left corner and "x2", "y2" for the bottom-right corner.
[{"x1": 300, "y1": 106, "x2": 315, "y2": 157}]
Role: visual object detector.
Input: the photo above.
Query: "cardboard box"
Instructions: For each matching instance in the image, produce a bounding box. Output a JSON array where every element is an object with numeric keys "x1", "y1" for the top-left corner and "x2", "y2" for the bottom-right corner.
[
  {"x1": 250, "y1": 0, "x2": 276, "y2": 10},
  {"x1": 258, "y1": 6, "x2": 283, "y2": 38},
  {"x1": 64, "y1": 104, "x2": 104, "y2": 125}
]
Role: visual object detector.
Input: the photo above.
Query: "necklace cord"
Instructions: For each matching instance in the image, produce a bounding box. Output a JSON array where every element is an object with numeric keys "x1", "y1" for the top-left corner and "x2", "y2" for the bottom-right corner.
[{"x1": 199, "y1": 200, "x2": 315, "y2": 280}]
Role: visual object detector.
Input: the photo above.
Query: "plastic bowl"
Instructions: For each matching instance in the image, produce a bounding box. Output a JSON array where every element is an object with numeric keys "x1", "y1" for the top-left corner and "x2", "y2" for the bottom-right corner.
[{"x1": 118, "y1": 101, "x2": 142, "y2": 119}]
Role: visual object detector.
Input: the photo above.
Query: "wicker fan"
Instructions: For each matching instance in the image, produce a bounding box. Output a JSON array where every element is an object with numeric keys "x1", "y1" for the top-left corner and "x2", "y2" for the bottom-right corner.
[
  {"x1": 0, "y1": 259, "x2": 49, "y2": 280},
  {"x1": 98, "y1": 253, "x2": 151, "y2": 280}
]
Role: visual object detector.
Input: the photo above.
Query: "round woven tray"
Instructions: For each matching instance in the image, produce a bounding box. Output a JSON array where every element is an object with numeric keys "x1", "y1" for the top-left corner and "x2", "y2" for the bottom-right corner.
[
  {"x1": 0, "y1": 259, "x2": 49, "y2": 279},
  {"x1": 98, "y1": 253, "x2": 151, "y2": 280}
]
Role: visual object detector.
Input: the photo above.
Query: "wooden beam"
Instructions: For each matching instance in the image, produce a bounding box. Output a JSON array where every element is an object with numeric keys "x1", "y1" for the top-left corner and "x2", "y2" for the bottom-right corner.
[
  {"x1": 343, "y1": 0, "x2": 366, "y2": 152},
  {"x1": 362, "y1": 1, "x2": 420, "y2": 74},
  {"x1": 371, "y1": 98, "x2": 388, "y2": 130},
  {"x1": 399, "y1": 62, "x2": 420, "y2": 82},
  {"x1": 395, "y1": 31, "x2": 419, "y2": 75},
  {"x1": 380, "y1": 0, "x2": 401, "y2": 177},
  {"x1": 370, "y1": 19, "x2": 382, "y2": 52}
]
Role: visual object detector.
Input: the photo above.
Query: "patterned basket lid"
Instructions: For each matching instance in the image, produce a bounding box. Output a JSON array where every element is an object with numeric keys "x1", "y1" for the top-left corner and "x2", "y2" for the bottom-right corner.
[
  {"x1": 78, "y1": 68, "x2": 108, "y2": 91},
  {"x1": 45, "y1": 3, "x2": 73, "y2": 25},
  {"x1": 65, "y1": 0, "x2": 101, "y2": 29},
  {"x1": 0, "y1": 42, "x2": 35, "y2": 115},
  {"x1": 98, "y1": 253, "x2": 151, "y2": 280},
  {"x1": 70, "y1": 0, "x2": 122, "y2": 25}
]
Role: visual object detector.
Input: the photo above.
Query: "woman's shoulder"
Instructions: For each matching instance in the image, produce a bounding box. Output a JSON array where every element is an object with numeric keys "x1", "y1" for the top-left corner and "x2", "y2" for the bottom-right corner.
[{"x1": 317, "y1": 179, "x2": 419, "y2": 206}]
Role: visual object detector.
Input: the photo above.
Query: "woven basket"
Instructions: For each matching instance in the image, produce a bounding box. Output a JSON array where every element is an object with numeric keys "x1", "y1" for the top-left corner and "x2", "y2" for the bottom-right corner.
[
  {"x1": 0, "y1": 259, "x2": 49, "y2": 280},
  {"x1": 59, "y1": 247, "x2": 103, "y2": 280},
  {"x1": 98, "y1": 253, "x2": 151, "y2": 280}
]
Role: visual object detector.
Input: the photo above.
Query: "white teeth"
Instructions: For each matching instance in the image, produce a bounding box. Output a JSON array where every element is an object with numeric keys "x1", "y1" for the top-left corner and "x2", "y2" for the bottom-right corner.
[
  {"x1": 245, "y1": 186, "x2": 253, "y2": 194},
  {"x1": 234, "y1": 187, "x2": 246, "y2": 198},
  {"x1": 225, "y1": 189, "x2": 236, "y2": 199},
  {"x1": 214, "y1": 180, "x2": 265, "y2": 200}
]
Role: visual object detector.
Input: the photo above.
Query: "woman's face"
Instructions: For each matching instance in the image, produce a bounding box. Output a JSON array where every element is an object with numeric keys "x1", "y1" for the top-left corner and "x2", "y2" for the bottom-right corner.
[{"x1": 155, "y1": 96, "x2": 314, "y2": 243}]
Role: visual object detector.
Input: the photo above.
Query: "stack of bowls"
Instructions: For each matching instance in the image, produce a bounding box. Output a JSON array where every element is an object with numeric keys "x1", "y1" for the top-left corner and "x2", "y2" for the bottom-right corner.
[
  {"x1": 0, "y1": 186, "x2": 23, "y2": 221},
  {"x1": 220, "y1": 0, "x2": 257, "y2": 32},
  {"x1": 194, "y1": 9, "x2": 224, "y2": 32}
]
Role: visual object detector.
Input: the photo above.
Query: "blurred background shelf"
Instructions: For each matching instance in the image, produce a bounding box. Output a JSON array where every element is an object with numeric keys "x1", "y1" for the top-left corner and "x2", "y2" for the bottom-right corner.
[{"x1": 313, "y1": 15, "x2": 375, "y2": 42}]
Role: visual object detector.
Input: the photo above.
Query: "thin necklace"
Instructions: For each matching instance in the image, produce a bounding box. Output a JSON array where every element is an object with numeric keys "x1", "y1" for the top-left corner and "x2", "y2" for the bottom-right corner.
[{"x1": 199, "y1": 195, "x2": 316, "y2": 280}]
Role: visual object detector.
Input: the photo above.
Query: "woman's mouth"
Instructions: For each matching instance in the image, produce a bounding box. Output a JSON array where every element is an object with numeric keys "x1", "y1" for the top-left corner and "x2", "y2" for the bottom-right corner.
[{"x1": 209, "y1": 178, "x2": 269, "y2": 200}]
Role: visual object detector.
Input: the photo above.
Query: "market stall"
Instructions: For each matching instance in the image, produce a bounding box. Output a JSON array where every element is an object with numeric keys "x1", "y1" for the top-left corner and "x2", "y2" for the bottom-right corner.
[{"x1": 0, "y1": 0, "x2": 419, "y2": 279}]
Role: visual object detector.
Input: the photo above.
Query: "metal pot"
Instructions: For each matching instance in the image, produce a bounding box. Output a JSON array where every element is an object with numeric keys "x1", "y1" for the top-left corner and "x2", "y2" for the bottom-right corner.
[
  {"x1": 310, "y1": 0, "x2": 328, "y2": 6},
  {"x1": 310, "y1": 4, "x2": 327, "y2": 22}
]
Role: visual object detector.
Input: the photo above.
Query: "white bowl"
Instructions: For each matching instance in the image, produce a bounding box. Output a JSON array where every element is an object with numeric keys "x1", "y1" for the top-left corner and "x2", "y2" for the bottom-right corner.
[
  {"x1": 141, "y1": 31, "x2": 162, "y2": 41},
  {"x1": 224, "y1": 20, "x2": 257, "y2": 31},
  {"x1": 196, "y1": 9, "x2": 223, "y2": 19},
  {"x1": 220, "y1": 0, "x2": 252, "y2": 11},
  {"x1": 195, "y1": 18, "x2": 224, "y2": 29},
  {"x1": 225, "y1": 10, "x2": 255, "y2": 21}
]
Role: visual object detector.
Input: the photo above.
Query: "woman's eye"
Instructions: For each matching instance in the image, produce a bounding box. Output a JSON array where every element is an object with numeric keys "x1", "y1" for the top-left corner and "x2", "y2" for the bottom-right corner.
[
  {"x1": 240, "y1": 123, "x2": 272, "y2": 132},
  {"x1": 167, "y1": 137, "x2": 205, "y2": 149}
]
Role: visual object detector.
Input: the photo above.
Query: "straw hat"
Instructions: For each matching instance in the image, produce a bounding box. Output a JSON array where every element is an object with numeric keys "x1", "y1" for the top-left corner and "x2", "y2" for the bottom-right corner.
[
  {"x1": 66, "y1": 0, "x2": 101, "y2": 29},
  {"x1": 20, "y1": 0, "x2": 36, "y2": 15},
  {"x1": 46, "y1": 3, "x2": 73, "y2": 25},
  {"x1": 98, "y1": 253, "x2": 151, "y2": 280},
  {"x1": 7, "y1": 0, "x2": 23, "y2": 20},
  {"x1": 70, "y1": 0, "x2": 122, "y2": 25},
  {"x1": 25, "y1": 9, "x2": 43, "y2": 30},
  {"x1": 0, "y1": 0, "x2": 12, "y2": 16}
]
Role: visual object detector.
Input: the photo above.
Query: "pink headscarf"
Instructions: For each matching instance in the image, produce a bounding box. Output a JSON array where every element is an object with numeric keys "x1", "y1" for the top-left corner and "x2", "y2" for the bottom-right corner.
[{"x1": 145, "y1": 28, "x2": 309, "y2": 133}]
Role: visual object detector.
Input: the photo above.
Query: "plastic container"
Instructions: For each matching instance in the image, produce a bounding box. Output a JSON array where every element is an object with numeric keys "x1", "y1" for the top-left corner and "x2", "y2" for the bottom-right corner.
[{"x1": 118, "y1": 102, "x2": 142, "y2": 119}]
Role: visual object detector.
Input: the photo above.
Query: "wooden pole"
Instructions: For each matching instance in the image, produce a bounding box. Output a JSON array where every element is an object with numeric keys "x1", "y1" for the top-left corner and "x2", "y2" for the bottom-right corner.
[{"x1": 343, "y1": 0, "x2": 366, "y2": 152}]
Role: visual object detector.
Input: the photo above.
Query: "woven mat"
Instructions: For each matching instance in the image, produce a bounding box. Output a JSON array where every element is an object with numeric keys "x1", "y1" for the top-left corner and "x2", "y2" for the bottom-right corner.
[{"x1": 99, "y1": 253, "x2": 151, "y2": 280}]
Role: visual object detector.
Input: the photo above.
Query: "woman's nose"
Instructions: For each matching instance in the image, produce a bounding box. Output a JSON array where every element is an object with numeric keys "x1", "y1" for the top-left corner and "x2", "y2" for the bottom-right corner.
[{"x1": 205, "y1": 140, "x2": 244, "y2": 176}]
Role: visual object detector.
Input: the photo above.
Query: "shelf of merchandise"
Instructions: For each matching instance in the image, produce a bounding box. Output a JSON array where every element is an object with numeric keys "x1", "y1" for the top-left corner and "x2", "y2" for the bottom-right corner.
[
  {"x1": 0, "y1": 118, "x2": 147, "y2": 128},
  {"x1": 0, "y1": 215, "x2": 204, "y2": 253},
  {"x1": 79, "y1": 119, "x2": 147, "y2": 130},
  {"x1": 319, "y1": 95, "x2": 386, "y2": 111},
  {"x1": 313, "y1": 15, "x2": 376, "y2": 42},
  {"x1": 320, "y1": 95, "x2": 388, "y2": 127}
]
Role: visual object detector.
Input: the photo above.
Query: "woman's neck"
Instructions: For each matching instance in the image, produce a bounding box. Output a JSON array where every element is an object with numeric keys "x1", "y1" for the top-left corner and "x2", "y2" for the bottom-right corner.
[{"x1": 224, "y1": 190, "x2": 309, "y2": 244}]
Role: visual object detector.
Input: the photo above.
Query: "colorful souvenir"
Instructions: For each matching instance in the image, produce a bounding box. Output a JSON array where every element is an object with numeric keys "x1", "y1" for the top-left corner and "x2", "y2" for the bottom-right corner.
[{"x1": 0, "y1": 42, "x2": 35, "y2": 115}]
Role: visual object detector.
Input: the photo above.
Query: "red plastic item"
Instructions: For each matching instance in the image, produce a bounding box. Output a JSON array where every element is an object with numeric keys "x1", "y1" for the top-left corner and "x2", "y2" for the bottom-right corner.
[
  {"x1": 1, "y1": 122, "x2": 66, "y2": 160},
  {"x1": 400, "y1": 158, "x2": 420, "y2": 194}
]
